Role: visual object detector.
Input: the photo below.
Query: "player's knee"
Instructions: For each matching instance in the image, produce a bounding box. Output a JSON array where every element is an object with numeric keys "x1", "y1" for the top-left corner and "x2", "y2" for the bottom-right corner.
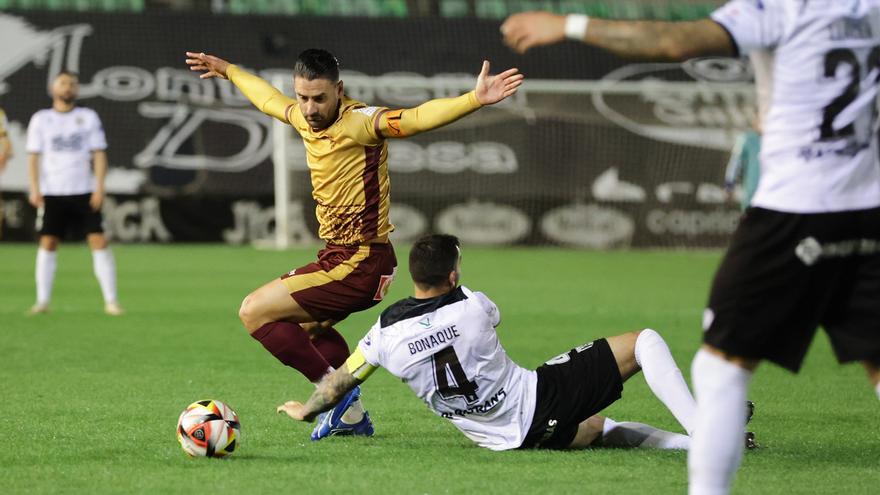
[
  {"x1": 238, "y1": 295, "x2": 262, "y2": 333},
  {"x1": 40, "y1": 236, "x2": 59, "y2": 251},
  {"x1": 87, "y1": 234, "x2": 108, "y2": 250}
]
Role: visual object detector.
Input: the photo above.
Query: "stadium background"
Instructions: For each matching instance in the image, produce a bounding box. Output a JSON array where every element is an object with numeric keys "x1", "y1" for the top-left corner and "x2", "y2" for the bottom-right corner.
[
  {"x1": 4, "y1": 2, "x2": 880, "y2": 494},
  {"x1": 0, "y1": 0, "x2": 750, "y2": 248}
]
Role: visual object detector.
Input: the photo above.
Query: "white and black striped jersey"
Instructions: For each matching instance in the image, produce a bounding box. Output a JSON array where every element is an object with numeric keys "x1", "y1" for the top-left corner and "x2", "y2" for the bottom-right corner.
[
  {"x1": 712, "y1": 0, "x2": 880, "y2": 213},
  {"x1": 357, "y1": 286, "x2": 537, "y2": 451}
]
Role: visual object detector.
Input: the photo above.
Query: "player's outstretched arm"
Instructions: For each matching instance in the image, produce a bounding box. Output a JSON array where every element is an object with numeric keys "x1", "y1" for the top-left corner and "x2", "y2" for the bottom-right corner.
[
  {"x1": 474, "y1": 60, "x2": 524, "y2": 105},
  {"x1": 185, "y1": 51, "x2": 231, "y2": 79},
  {"x1": 501, "y1": 11, "x2": 734, "y2": 61},
  {"x1": 185, "y1": 51, "x2": 295, "y2": 123},
  {"x1": 374, "y1": 60, "x2": 523, "y2": 139},
  {"x1": 277, "y1": 367, "x2": 362, "y2": 422}
]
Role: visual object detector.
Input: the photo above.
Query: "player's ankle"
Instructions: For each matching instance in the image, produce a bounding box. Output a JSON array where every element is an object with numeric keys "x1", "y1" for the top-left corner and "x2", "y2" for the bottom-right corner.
[{"x1": 341, "y1": 399, "x2": 365, "y2": 424}]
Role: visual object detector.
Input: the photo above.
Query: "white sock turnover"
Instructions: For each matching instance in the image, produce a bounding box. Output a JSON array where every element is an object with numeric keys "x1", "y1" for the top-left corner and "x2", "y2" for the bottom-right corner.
[
  {"x1": 35, "y1": 248, "x2": 57, "y2": 305},
  {"x1": 602, "y1": 417, "x2": 689, "y2": 450},
  {"x1": 688, "y1": 348, "x2": 752, "y2": 495},
  {"x1": 91, "y1": 248, "x2": 118, "y2": 303},
  {"x1": 635, "y1": 328, "x2": 697, "y2": 434}
]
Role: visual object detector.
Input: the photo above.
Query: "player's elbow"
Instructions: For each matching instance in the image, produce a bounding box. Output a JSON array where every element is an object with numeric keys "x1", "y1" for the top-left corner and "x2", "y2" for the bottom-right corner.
[{"x1": 656, "y1": 38, "x2": 691, "y2": 61}]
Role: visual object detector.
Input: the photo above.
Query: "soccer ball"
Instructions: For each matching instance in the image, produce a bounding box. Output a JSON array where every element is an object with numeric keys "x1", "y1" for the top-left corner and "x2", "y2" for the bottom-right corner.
[{"x1": 176, "y1": 399, "x2": 241, "y2": 458}]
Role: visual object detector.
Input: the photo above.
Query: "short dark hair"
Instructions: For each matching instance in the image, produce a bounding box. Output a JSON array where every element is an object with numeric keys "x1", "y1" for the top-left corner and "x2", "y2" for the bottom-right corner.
[
  {"x1": 293, "y1": 49, "x2": 340, "y2": 82},
  {"x1": 409, "y1": 234, "x2": 460, "y2": 288}
]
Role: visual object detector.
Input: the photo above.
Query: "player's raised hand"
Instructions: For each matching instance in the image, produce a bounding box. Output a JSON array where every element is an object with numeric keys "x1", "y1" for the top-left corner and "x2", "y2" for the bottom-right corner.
[
  {"x1": 474, "y1": 60, "x2": 524, "y2": 105},
  {"x1": 185, "y1": 52, "x2": 231, "y2": 79},
  {"x1": 500, "y1": 12, "x2": 567, "y2": 54},
  {"x1": 277, "y1": 401, "x2": 312, "y2": 422}
]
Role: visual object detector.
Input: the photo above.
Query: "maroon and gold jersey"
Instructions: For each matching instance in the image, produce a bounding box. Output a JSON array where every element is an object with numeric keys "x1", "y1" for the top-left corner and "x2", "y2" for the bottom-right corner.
[
  {"x1": 227, "y1": 65, "x2": 481, "y2": 246},
  {"x1": 285, "y1": 98, "x2": 392, "y2": 245}
]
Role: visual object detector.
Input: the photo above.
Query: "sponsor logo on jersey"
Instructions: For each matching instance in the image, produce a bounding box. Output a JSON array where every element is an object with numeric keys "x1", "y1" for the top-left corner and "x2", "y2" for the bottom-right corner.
[
  {"x1": 352, "y1": 106, "x2": 380, "y2": 117},
  {"x1": 440, "y1": 388, "x2": 507, "y2": 418},
  {"x1": 50, "y1": 133, "x2": 86, "y2": 152}
]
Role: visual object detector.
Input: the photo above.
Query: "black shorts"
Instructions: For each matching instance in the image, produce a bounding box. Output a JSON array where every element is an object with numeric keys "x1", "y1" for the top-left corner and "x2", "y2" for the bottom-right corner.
[
  {"x1": 704, "y1": 207, "x2": 880, "y2": 372},
  {"x1": 519, "y1": 338, "x2": 623, "y2": 450},
  {"x1": 37, "y1": 194, "x2": 104, "y2": 239}
]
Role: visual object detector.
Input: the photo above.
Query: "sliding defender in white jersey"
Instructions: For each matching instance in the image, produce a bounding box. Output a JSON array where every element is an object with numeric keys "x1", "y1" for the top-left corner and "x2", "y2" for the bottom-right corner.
[
  {"x1": 278, "y1": 234, "x2": 756, "y2": 451},
  {"x1": 26, "y1": 71, "x2": 123, "y2": 316},
  {"x1": 502, "y1": 1, "x2": 880, "y2": 493}
]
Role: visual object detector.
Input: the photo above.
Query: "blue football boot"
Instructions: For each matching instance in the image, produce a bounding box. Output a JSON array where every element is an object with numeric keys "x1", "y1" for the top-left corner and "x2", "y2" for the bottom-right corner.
[{"x1": 310, "y1": 385, "x2": 375, "y2": 441}]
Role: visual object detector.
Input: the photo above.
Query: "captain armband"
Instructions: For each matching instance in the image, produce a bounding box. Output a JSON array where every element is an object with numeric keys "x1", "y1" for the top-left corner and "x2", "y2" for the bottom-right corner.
[{"x1": 346, "y1": 347, "x2": 379, "y2": 381}]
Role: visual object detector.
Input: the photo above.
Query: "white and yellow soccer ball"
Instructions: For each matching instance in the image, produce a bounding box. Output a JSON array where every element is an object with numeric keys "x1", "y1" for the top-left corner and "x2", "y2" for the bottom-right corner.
[{"x1": 176, "y1": 400, "x2": 241, "y2": 458}]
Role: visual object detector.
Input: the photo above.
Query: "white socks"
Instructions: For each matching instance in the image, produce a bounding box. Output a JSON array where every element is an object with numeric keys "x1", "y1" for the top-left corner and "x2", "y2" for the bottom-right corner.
[
  {"x1": 341, "y1": 399, "x2": 365, "y2": 424},
  {"x1": 35, "y1": 248, "x2": 57, "y2": 305},
  {"x1": 688, "y1": 349, "x2": 753, "y2": 495},
  {"x1": 875, "y1": 381, "x2": 880, "y2": 401},
  {"x1": 602, "y1": 417, "x2": 690, "y2": 450},
  {"x1": 635, "y1": 329, "x2": 697, "y2": 434},
  {"x1": 92, "y1": 249, "x2": 118, "y2": 304}
]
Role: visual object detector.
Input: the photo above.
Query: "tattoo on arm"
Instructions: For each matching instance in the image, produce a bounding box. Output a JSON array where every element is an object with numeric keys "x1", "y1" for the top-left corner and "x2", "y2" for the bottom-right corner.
[
  {"x1": 302, "y1": 368, "x2": 361, "y2": 421},
  {"x1": 587, "y1": 19, "x2": 734, "y2": 61}
]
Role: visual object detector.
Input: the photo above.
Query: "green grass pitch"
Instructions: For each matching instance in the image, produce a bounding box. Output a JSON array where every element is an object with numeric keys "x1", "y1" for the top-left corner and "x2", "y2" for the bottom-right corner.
[{"x1": 2, "y1": 243, "x2": 878, "y2": 494}]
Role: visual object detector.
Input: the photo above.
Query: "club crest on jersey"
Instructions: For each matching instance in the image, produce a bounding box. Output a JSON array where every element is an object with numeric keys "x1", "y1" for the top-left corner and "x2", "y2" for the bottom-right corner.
[{"x1": 352, "y1": 106, "x2": 380, "y2": 117}]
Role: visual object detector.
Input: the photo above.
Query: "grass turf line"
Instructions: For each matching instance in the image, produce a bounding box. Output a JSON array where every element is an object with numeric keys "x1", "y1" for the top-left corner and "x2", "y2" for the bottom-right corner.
[{"x1": 1, "y1": 244, "x2": 877, "y2": 494}]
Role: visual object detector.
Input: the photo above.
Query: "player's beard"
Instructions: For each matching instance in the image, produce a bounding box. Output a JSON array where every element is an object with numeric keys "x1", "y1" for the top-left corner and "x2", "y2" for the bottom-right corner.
[
  {"x1": 57, "y1": 93, "x2": 76, "y2": 105},
  {"x1": 307, "y1": 113, "x2": 328, "y2": 129}
]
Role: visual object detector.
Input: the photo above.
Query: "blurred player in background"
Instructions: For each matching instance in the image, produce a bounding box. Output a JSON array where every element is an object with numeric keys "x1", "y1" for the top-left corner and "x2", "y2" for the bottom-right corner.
[
  {"x1": 277, "y1": 234, "x2": 755, "y2": 452},
  {"x1": 185, "y1": 49, "x2": 523, "y2": 441},
  {"x1": 0, "y1": 106, "x2": 12, "y2": 238},
  {"x1": 26, "y1": 71, "x2": 122, "y2": 316},
  {"x1": 502, "y1": 1, "x2": 880, "y2": 493}
]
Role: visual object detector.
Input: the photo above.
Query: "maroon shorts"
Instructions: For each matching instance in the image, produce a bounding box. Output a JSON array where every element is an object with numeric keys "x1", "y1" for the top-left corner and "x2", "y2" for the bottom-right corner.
[{"x1": 280, "y1": 242, "x2": 397, "y2": 322}]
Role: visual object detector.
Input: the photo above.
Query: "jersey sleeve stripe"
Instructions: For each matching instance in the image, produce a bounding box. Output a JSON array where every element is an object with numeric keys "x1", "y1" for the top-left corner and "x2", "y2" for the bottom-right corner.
[{"x1": 372, "y1": 109, "x2": 389, "y2": 139}]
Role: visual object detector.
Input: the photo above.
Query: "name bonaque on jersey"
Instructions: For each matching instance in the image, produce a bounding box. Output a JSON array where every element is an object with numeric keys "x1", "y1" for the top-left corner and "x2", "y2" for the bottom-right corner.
[{"x1": 407, "y1": 325, "x2": 460, "y2": 355}]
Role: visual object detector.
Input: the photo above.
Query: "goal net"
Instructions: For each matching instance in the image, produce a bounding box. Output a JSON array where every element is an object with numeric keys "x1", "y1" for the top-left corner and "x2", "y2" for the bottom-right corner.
[{"x1": 271, "y1": 61, "x2": 755, "y2": 250}]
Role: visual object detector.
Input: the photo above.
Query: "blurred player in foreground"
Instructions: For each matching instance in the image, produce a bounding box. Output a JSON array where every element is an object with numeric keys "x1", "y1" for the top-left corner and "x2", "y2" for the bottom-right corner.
[
  {"x1": 26, "y1": 71, "x2": 122, "y2": 316},
  {"x1": 502, "y1": 1, "x2": 880, "y2": 493},
  {"x1": 186, "y1": 49, "x2": 523, "y2": 441},
  {"x1": 0, "y1": 106, "x2": 12, "y2": 237},
  {"x1": 278, "y1": 234, "x2": 755, "y2": 452}
]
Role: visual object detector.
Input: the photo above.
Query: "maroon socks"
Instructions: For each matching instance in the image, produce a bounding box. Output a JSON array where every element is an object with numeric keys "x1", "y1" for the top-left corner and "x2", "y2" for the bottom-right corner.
[{"x1": 251, "y1": 321, "x2": 350, "y2": 382}]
